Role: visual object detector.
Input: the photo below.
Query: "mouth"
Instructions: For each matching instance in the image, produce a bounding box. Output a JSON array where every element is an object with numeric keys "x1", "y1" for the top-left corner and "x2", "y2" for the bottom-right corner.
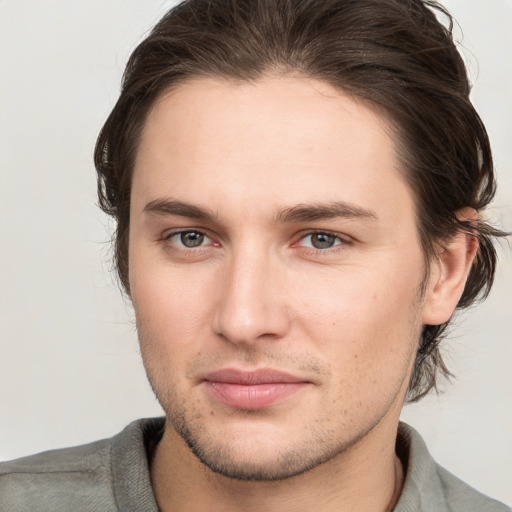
[{"x1": 202, "y1": 368, "x2": 311, "y2": 410}]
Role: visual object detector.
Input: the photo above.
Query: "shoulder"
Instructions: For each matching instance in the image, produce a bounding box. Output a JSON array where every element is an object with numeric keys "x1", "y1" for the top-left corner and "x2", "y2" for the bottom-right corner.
[
  {"x1": 0, "y1": 436, "x2": 116, "y2": 511},
  {"x1": 0, "y1": 417, "x2": 163, "y2": 512},
  {"x1": 395, "y1": 422, "x2": 511, "y2": 512},
  {"x1": 434, "y1": 463, "x2": 511, "y2": 512}
]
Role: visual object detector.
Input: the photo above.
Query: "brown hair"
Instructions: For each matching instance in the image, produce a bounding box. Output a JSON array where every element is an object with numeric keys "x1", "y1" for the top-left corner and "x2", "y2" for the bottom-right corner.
[{"x1": 95, "y1": 0, "x2": 508, "y2": 401}]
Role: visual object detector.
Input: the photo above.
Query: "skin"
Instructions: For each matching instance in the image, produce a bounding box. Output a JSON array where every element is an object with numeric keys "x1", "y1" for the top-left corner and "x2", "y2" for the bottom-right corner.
[{"x1": 128, "y1": 76, "x2": 477, "y2": 512}]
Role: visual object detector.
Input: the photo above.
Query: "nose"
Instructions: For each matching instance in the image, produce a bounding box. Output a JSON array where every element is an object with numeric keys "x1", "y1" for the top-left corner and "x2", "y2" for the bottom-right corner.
[{"x1": 212, "y1": 249, "x2": 291, "y2": 345}]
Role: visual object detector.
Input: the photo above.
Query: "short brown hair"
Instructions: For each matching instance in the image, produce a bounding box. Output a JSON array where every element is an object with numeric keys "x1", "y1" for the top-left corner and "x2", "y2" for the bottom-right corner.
[{"x1": 95, "y1": 0, "x2": 508, "y2": 401}]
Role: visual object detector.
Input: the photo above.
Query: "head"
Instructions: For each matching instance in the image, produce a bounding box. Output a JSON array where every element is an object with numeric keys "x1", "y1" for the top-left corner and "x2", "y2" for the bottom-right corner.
[
  {"x1": 95, "y1": 0, "x2": 504, "y2": 403},
  {"x1": 96, "y1": 2, "x2": 506, "y2": 480}
]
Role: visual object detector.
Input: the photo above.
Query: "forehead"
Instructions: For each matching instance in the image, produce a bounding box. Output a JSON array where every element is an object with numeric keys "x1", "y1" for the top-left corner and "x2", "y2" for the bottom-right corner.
[{"x1": 132, "y1": 75, "x2": 414, "y2": 226}]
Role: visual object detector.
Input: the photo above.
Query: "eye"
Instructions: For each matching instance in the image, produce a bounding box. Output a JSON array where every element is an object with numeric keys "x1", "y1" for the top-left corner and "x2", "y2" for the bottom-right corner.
[
  {"x1": 167, "y1": 230, "x2": 212, "y2": 248},
  {"x1": 297, "y1": 232, "x2": 344, "y2": 250}
]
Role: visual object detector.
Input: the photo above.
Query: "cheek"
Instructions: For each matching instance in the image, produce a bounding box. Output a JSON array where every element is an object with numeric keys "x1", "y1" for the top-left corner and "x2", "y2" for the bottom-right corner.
[
  {"x1": 290, "y1": 262, "x2": 423, "y2": 371},
  {"x1": 131, "y1": 272, "x2": 214, "y2": 402},
  {"x1": 129, "y1": 253, "x2": 216, "y2": 359},
  {"x1": 133, "y1": 278, "x2": 210, "y2": 344},
  {"x1": 298, "y1": 278, "x2": 421, "y2": 415}
]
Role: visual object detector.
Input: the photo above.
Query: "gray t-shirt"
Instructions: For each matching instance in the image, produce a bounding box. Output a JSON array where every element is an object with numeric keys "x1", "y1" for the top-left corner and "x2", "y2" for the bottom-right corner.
[{"x1": 0, "y1": 418, "x2": 509, "y2": 511}]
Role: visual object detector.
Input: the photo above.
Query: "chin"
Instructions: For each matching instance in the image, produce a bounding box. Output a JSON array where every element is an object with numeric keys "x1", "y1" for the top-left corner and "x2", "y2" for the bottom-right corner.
[
  {"x1": 184, "y1": 436, "x2": 342, "y2": 482},
  {"x1": 166, "y1": 408, "x2": 362, "y2": 482}
]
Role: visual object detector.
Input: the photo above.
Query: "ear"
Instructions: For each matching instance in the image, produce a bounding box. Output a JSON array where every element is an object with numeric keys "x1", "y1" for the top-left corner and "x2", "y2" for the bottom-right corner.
[{"x1": 422, "y1": 209, "x2": 479, "y2": 326}]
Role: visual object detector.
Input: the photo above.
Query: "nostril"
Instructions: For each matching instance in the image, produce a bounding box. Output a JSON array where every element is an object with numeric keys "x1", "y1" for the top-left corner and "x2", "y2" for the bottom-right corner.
[{"x1": 212, "y1": 300, "x2": 291, "y2": 346}]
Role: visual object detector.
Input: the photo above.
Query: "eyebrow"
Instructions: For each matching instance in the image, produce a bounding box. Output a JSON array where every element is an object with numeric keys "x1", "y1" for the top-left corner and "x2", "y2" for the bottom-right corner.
[
  {"x1": 144, "y1": 199, "x2": 217, "y2": 221},
  {"x1": 143, "y1": 198, "x2": 377, "y2": 224},
  {"x1": 274, "y1": 202, "x2": 378, "y2": 223}
]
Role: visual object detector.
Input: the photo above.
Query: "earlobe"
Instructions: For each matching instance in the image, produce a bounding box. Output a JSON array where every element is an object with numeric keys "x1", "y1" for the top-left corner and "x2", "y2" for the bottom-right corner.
[{"x1": 422, "y1": 209, "x2": 479, "y2": 326}]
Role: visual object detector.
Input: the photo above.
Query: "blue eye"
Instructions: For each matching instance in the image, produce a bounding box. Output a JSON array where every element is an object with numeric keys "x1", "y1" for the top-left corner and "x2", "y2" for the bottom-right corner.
[
  {"x1": 299, "y1": 232, "x2": 342, "y2": 250},
  {"x1": 169, "y1": 231, "x2": 210, "y2": 248}
]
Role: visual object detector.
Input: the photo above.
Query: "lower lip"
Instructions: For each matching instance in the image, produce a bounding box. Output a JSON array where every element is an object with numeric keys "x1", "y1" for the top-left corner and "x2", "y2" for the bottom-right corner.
[{"x1": 204, "y1": 381, "x2": 308, "y2": 409}]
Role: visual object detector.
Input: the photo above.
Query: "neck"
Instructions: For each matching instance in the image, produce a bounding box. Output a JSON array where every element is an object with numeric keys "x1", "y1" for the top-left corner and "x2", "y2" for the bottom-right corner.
[{"x1": 151, "y1": 419, "x2": 404, "y2": 512}]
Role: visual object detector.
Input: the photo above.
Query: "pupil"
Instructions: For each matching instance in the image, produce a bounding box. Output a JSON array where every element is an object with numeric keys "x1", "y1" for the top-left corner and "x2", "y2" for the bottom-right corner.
[
  {"x1": 181, "y1": 232, "x2": 204, "y2": 247},
  {"x1": 312, "y1": 233, "x2": 335, "y2": 249}
]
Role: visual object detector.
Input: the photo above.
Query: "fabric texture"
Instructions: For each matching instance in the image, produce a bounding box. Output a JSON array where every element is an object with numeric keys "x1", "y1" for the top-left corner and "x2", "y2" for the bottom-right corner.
[{"x1": 0, "y1": 418, "x2": 509, "y2": 511}]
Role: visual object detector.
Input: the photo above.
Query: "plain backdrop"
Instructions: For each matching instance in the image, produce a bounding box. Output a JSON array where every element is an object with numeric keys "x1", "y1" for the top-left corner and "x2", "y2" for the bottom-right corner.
[{"x1": 0, "y1": 0, "x2": 511, "y2": 505}]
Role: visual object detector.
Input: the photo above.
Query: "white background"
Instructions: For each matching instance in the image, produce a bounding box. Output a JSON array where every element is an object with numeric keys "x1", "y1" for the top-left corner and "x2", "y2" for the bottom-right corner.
[{"x1": 0, "y1": 0, "x2": 511, "y2": 505}]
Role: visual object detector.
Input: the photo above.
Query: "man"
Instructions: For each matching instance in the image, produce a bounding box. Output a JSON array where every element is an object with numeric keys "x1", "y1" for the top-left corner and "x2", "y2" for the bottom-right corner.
[{"x1": 0, "y1": 0, "x2": 510, "y2": 510}]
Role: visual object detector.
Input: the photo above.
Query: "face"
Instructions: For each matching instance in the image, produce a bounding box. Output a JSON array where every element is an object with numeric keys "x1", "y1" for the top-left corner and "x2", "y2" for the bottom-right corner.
[{"x1": 129, "y1": 76, "x2": 429, "y2": 480}]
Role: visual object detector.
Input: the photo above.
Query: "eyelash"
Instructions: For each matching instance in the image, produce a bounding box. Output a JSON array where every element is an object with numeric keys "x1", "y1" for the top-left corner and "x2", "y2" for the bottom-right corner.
[
  {"x1": 295, "y1": 230, "x2": 350, "y2": 252},
  {"x1": 161, "y1": 228, "x2": 350, "y2": 254},
  {"x1": 162, "y1": 229, "x2": 216, "y2": 250}
]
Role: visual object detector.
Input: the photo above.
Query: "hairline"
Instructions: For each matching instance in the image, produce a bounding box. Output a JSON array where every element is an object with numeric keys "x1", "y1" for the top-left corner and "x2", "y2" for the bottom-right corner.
[{"x1": 130, "y1": 69, "x2": 440, "y2": 268}]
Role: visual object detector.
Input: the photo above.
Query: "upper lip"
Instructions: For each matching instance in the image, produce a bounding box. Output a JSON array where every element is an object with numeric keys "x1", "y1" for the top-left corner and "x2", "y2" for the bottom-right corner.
[{"x1": 203, "y1": 368, "x2": 308, "y2": 385}]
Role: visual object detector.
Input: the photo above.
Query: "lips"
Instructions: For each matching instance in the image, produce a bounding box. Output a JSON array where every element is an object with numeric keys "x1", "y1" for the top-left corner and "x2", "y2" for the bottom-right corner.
[{"x1": 202, "y1": 368, "x2": 310, "y2": 409}]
